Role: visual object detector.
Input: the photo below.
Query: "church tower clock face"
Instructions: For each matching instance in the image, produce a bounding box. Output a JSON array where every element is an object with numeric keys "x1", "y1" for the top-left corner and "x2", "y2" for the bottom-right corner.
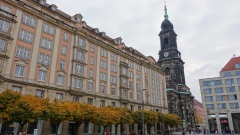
[{"x1": 164, "y1": 52, "x2": 169, "y2": 57}]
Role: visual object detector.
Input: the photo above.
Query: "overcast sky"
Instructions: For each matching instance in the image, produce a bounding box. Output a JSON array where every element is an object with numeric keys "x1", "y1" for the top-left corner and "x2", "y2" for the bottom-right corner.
[{"x1": 49, "y1": 0, "x2": 240, "y2": 102}]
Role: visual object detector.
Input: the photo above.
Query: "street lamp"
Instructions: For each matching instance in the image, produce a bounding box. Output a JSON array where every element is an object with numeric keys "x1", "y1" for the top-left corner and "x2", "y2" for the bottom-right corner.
[{"x1": 142, "y1": 89, "x2": 147, "y2": 135}]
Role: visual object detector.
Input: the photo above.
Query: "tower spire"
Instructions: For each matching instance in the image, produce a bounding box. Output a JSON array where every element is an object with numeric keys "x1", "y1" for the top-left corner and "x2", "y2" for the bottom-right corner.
[{"x1": 164, "y1": 1, "x2": 169, "y2": 19}]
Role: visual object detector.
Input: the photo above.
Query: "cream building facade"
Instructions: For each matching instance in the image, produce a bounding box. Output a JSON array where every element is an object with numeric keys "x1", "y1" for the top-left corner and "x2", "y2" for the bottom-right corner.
[
  {"x1": 199, "y1": 56, "x2": 240, "y2": 134},
  {"x1": 0, "y1": 0, "x2": 168, "y2": 134}
]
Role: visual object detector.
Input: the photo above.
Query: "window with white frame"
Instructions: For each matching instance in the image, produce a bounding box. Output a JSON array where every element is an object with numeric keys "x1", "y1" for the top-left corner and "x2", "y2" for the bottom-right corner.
[
  {"x1": 100, "y1": 84, "x2": 105, "y2": 94},
  {"x1": 87, "y1": 98, "x2": 93, "y2": 105},
  {"x1": 76, "y1": 50, "x2": 84, "y2": 60},
  {"x1": 43, "y1": 23, "x2": 55, "y2": 35},
  {"x1": 14, "y1": 65, "x2": 25, "y2": 77},
  {"x1": 60, "y1": 60, "x2": 65, "y2": 70},
  {"x1": 56, "y1": 93, "x2": 63, "y2": 101},
  {"x1": 100, "y1": 100, "x2": 105, "y2": 107},
  {"x1": 128, "y1": 71, "x2": 134, "y2": 78},
  {"x1": 38, "y1": 53, "x2": 51, "y2": 65},
  {"x1": 90, "y1": 45, "x2": 94, "y2": 52},
  {"x1": 100, "y1": 73, "x2": 107, "y2": 81},
  {"x1": 123, "y1": 78, "x2": 127, "y2": 87},
  {"x1": 36, "y1": 90, "x2": 44, "y2": 98},
  {"x1": 19, "y1": 29, "x2": 34, "y2": 43},
  {"x1": 100, "y1": 60, "x2": 107, "y2": 69},
  {"x1": 57, "y1": 75, "x2": 65, "y2": 86},
  {"x1": 101, "y1": 49, "x2": 107, "y2": 57},
  {"x1": 110, "y1": 76, "x2": 116, "y2": 84},
  {"x1": 62, "y1": 45, "x2": 67, "y2": 55},
  {"x1": 225, "y1": 79, "x2": 234, "y2": 85},
  {"x1": 88, "y1": 81, "x2": 94, "y2": 91},
  {"x1": 123, "y1": 68, "x2": 127, "y2": 75},
  {"x1": 74, "y1": 78, "x2": 83, "y2": 89},
  {"x1": 22, "y1": 14, "x2": 36, "y2": 27},
  {"x1": 129, "y1": 81, "x2": 133, "y2": 89},
  {"x1": 136, "y1": 64, "x2": 141, "y2": 71},
  {"x1": 111, "y1": 53, "x2": 117, "y2": 61},
  {"x1": 90, "y1": 56, "x2": 94, "y2": 65},
  {"x1": 123, "y1": 90, "x2": 127, "y2": 98},
  {"x1": 111, "y1": 64, "x2": 117, "y2": 72},
  {"x1": 136, "y1": 74, "x2": 141, "y2": 81},
  {"x1": 37, "y1": 70, "x2": 47, "y2": 82},
  {"x1": 1, "y1": 5, "x2": 12, "y2": 13},
  {"x1": 12, "y1": 86, "x2": 22, "y2": 93},
  {"x1": 78, "y1": 37, "x2": 86, "y2": 47},
  {"x1": 0, "y1": 39, "x2": 6, "y2": 51},
  {"x1": 75, "y1": 64, "x2": 84, "y2": 74},
  {"x1": 137, "y1": 93, "x2": 141, "y2": 101},
  {"x1": 0, "y1": 19, "x2": 10, "y2": 32},
  {"x1": 15, "y1": 46, "x2": 31, "y2": 60},
  {"x1": 72, "y1": 95, "x2": 79, "y2": 102},
  {"x1": 63, "y1": 32, "x2": 68, "y2": 41},
  {"x1": 41, "y1": 38, "x2": 53, "y2": 50},
  {"x1": 89, "y1": 69, "x2": 93, "y2": 78},
  {"x1": 130, "y1": 91, "x2": 133, "y2": 99},
  {"x1": 128, "y1": 62, "x2": 133, "y2": 68},
  {"x1": 136, "y1": 84, "x2": 141, "y2": 90},
  {"x1": 111, "y1": 88, "x2": 116, "y2": 96}
]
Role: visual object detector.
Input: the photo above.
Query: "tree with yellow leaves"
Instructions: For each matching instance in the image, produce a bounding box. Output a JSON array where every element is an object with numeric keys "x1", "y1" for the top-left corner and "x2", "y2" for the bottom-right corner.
[
  {"x1": 145, "y1": 111, "x2": 158, "y2": 135},
  {"x1": 42, "y1": 99, "x2": 72, "y2": 135},
  {"x1": 93, "y1": 107, "x2": 120, "y2": 135},
  {"x1": 132, "y1": 110, "x2": 158, "y2": 135},
  {"x1": 70, "y1": 102, "x2": 98, "y2": 135},
  {"x1": 0, "y1": 90, "x2": 47, "y2": 134},
  {"x1": 162, "y1": 114, "x2": 181, "y2": 127},
  {"x1": 194, "y1": 112, "x2": 204, "y2": 124},
  {"x1": 110, "y1": 107, "x2": 133, "y2": 135}
]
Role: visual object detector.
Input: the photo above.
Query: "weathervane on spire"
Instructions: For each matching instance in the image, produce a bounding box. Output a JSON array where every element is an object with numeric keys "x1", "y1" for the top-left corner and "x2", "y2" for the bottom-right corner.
[{"x1": 164, "y1": 1, "x2": 169, "y2": 19}]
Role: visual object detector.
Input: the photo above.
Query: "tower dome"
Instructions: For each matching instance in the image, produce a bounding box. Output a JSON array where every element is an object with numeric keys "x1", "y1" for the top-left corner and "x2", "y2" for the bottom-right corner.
[{"x1": 160, "y1": 3, "x2": 174, "y2": 30}]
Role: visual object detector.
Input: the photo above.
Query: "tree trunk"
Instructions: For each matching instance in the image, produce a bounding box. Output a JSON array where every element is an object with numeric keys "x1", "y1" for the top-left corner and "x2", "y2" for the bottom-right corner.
[
  {"x1": 115, "y1": 124, "x2": 119, "y2": 135},
  {"x1": 73, "y1": 121, "x2": 81, "y2": 135},
  {"x1": 18, "y1": 123, "x2": 26, "y2": 135},
  {"x1": 50, "y1": 121, "x2": 60, "y2": 135},
  {"x1": 102, "y1": 126, "x2": 106, "y2": 135}
]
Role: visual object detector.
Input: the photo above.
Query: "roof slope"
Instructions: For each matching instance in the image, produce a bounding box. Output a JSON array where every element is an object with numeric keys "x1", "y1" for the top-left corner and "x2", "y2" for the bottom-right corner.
[{"x1": 221, "y1": 56, "x2": 240, "y2": 72}]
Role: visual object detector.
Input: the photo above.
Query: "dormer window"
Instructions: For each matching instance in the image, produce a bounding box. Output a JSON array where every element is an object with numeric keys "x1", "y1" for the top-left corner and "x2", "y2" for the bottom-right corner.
[
  {"x1": 77, "y1": 17, "x2": 82, "y2": 23},
  {"x1": 235, "y1": 64, "x2": 240, "y2": 69},
  {"x1": 100, "y1": 32, "x2": 105, "y2": 37},
  {"x1": 74, "y1": 14, "x2": 83, "y2": 23},
  {"x1": 49, "y1": 4, "x2": 57, "y2": 11},
  {"x1": 94, "y1": 28, "x2": 99, "y2": 34},
  {"x1": 37, "y1": 0, "x2": 45, "y2": 5}
]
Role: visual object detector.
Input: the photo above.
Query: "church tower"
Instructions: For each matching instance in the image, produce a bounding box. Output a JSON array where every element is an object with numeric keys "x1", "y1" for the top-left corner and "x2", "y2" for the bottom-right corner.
[
  {"x1": 158, "y1": 4, "x2": 186, "y2": 85},
  {"x1": 157, "y1": 3, "x2": 195, "y2": 129}
]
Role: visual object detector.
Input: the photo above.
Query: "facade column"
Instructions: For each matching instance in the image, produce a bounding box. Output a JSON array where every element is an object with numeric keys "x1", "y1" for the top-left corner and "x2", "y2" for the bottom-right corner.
[
  {"x1": 215, "y1": 113, "x2": 221, "y2": 133},
  {"x1": 37, "y1": 119, "x2": 43, "y2": 135},
  {"x1": 28, "y1": 19, "x2": 43, "y2": 79},
  {"x1": 227, "y1": 112, "x2": 234, "y2": 132}
]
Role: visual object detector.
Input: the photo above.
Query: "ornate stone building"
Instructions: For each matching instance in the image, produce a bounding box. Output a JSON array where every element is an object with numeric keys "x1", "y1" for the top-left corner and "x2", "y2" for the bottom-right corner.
[
  {"x1": 0, "y1": 0, "x2": 168, "y2": 134},
  {"x1": 157, "y1": 5, "x2": 195, "y2": 129}
]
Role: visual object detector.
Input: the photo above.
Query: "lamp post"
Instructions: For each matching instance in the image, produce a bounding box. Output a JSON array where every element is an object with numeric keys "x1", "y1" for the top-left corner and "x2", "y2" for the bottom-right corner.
[{"x1": 142, "y1": 89, "x2": 147, "y2": 135}]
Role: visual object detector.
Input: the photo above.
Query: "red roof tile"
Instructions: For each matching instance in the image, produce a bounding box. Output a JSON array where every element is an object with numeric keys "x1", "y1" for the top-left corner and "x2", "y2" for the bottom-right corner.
[{"x1": 220, "y1": 56, "x2": 240, "y2": 72}]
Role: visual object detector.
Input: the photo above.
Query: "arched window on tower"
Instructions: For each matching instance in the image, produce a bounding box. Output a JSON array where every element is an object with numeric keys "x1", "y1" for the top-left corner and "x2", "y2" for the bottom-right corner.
[
  {"x1": 165, "y1": 67, "x2": 171, "y2": 81},
  {"x1": 164, "y1": 38, "x2": 169, "y2": 46}
]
